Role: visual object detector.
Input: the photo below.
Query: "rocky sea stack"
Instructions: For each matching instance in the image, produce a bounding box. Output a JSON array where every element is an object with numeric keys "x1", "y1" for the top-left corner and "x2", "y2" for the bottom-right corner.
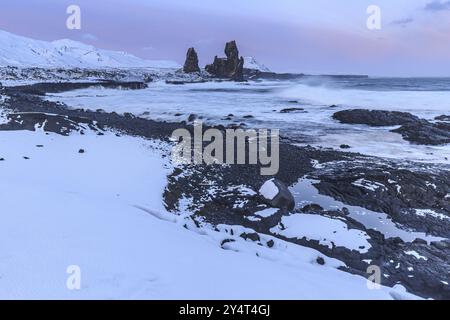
[
  {"x1": 205, "y1": 40, "x2": 244, "y2": 81},
  {"x1": 183, "y1": 47, "x2": 200, "y2": 73}
]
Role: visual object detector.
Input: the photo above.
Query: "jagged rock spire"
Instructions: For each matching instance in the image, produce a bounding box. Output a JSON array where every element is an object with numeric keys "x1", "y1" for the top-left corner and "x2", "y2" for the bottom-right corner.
[
  {"x1": 205, "y1": 41, "x2": 244, "y2": 81},
  {"x1": 183, "y1": 47, "x2": 200, "y2": 73}
]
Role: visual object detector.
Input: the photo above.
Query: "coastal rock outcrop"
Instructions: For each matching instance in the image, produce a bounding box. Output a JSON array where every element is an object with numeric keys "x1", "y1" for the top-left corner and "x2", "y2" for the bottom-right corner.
[
  {"x1": 183, "y1": 47, "x2": 200, "y2": 73},
  {"x1": 333, "y1": 109, "x2": 420, "y2": 127},
  {"x1": 332, "y1": 109, "x2": 450, "y2": 145},
  {"x1": 392, "y1": 120, "x2": 450, "y2": 145},
  {"x1": 205, "y1": 41, "x2": 244, "y2": 81},
  {"x1": 435, "y1": 115, "x2": 450, "y2": 121}
]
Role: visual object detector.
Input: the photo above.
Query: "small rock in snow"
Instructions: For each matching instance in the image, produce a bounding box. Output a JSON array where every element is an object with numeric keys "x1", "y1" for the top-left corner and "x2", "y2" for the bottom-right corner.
[
  {"x1": 259, "y1": 179, "x2": 295, "y2": 212},
  {"x1": 316, "y1": 257, "x2": 326, "y2": 265}
]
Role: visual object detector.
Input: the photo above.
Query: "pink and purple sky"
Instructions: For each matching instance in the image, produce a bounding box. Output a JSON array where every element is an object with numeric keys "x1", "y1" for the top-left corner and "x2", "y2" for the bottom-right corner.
[{"x1": 1, "y1": 0, "x2": 450, "y2": 76}]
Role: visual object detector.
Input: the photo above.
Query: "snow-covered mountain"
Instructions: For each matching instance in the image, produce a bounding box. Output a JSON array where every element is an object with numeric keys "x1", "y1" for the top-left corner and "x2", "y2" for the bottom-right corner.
[
  {"x1": 0, "y1": 29, "x2": 274, "y2": 74},
  {"x1": 244, "y1": 56, "x2": 271, "y2": 72},
  {"x1": 0, "y1": 29, "x2": 180, "y2": 69}
]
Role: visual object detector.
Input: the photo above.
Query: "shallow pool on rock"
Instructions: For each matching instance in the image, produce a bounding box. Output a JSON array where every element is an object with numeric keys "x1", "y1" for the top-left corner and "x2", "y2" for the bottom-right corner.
[{"x1": 290, "y1": 178, "x2": 444, "y2": 243}]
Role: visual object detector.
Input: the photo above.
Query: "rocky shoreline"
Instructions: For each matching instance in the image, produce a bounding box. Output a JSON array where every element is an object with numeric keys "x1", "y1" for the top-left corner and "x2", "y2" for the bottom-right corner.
[
  {"x1": 1, "y1": 80, "x2": 449, "y2": 299},
  {"x1": 333, "y1": 109, "x2": 450, "y2": 146}
]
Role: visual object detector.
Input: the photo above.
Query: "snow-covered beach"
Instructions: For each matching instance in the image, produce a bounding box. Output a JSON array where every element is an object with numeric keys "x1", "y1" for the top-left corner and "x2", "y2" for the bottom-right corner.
[
  {"x1": 0, "y1": 29, "x2": 449, "y2": 300},
  {"x1": 0, "y1": 114, "x2": 419, "y2": 300}
]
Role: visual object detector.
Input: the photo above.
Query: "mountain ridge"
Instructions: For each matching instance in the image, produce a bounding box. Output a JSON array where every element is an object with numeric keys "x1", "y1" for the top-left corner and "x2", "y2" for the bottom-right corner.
[
  {"x1": 0, "y1": 30, "x2": 270, "y2": 72},
  {"x1": 0, "y1": 29, "x2": 180, "y2": 69}
]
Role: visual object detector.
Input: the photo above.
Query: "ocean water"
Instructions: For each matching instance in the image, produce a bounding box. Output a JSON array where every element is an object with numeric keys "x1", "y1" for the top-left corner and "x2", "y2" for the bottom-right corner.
[{"x1": 45, "y1": 76, "x2": 450, "y2": 164}]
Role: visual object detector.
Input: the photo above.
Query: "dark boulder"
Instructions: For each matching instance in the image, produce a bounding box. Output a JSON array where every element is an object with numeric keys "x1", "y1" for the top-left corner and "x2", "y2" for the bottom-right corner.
[
  {"x1": 187, "y1": 114, "x2": 197, "y2": 122},
  {"x1": 259, "y1": 179, "x2": 295, "y2": 212},
  {"x1": 183, "y1": 47, "x2": 200, "y2": 73},
  {"x1": 205, "y1": 40, "x2": 244, "y2": 81},
  {"x1": 333, "y1": 109, "x2": 420, "y2": 127},
  {"x1": 266, "y1": 240, "x2": 275, "y2": 248},
  {"x1": 316, "y1": 257, "x2": 326, "y2": 265},
  {"x1": 240, "y1": 232, "x2": 260, "y2": 242}
]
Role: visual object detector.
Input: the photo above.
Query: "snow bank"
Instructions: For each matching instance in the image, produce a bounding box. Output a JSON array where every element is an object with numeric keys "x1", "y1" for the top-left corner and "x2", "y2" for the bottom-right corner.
[{"x1": 0, "y1": 128, "x2": 413, "y2": 299}]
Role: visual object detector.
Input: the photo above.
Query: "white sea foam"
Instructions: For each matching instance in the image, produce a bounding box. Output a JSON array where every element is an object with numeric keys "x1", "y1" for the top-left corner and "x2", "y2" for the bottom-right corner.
[
  {"x1": 44, "y1": 78, "x2": 450, "y2": 164},
  {"x1": 280, "y1": 82, "x2": 450, "y2": 117}
]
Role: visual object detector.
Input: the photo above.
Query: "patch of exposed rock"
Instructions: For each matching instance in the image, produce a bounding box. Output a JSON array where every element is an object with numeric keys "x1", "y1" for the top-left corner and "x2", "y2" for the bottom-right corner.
[{"x1": 0, "y1": 112, "x2": 104, "y2": 135}]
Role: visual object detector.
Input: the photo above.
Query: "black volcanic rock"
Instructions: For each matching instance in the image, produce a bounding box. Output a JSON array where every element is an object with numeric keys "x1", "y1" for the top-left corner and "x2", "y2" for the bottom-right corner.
[
  {"x1": 205, "y1": 40, "x2": 244, "y2": 81},
  {"x1": 333, "y1": 109, "x2": 420, "y2": 127},
  {"x1": 280, "y1": 107, "x2": 305, "y2": 113},
  {"x1": 435, "y1": 115, "x2": 450, "y2": 121},
  {"x1": 391, "y1": 120, "x2": 450, "y2": 145},
  {"x1": 244, "y1": 69, "x2": 305, "y2": 81},
  {"x1": 332, "y1": 109, "x2": 449, "y2": 145},
  {"x1": 7, "y1": 81, "x2": 148, "y2": 95},
  {"x1": 183, "y1": 47, "x2": 200, "y2": 73}
]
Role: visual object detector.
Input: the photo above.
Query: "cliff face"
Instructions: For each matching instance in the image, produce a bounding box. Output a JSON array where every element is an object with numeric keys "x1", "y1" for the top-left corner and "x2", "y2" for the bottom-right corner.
[{"x1": 205, "y1": 40, "x2": 244, "y2": 81}]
